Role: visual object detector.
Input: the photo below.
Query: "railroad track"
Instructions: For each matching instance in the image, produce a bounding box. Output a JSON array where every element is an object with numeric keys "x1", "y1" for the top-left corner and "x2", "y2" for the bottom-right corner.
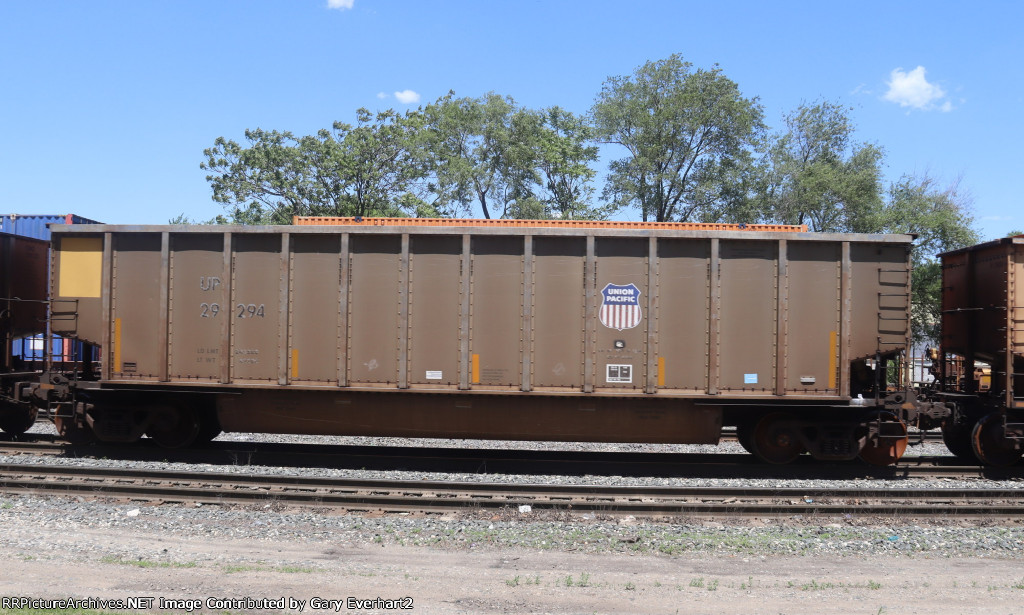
[
  {"x1": 1, "y1": 462, "x2": 1022, "y2": 518},
  {"x1": 0, "y1": 438, "x2": 1019, "y2": 480}
]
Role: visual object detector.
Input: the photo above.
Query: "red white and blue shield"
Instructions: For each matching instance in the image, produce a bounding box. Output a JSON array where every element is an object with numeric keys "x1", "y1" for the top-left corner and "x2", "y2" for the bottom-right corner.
[{"x1": 599, "y1": 283, "x2": 642, "y2": 331}]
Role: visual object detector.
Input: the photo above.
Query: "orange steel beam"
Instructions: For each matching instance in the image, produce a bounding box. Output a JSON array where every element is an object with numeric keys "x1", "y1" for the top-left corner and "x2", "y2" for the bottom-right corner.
[{"x1": 292, "y1": 216, "x2": 808, "y2": 232}]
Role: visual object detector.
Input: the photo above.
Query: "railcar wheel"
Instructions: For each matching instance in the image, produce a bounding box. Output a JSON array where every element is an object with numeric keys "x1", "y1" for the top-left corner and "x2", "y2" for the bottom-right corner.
[
  {"x1": 751, "y1": 413, "x2": 805, "y2": 464},
  {"x1": 971, "y1": 413, "x2": 1023, "y2": 467},
  {"x1": 0, "y1": 404, "x2": 37, "y2": 436},
  {"x1": 735, "y1": 422, "x2": 758, "y2": 456},
  {"x1": 858, "y1": 412, "x2": 908, "y2": 466},
  {"x1": 54, "y1": 415, "x2": 95, "y2": 444},
  {"x1": 145, "y1": 405, "x2": 200, "y2": 449},
  {"x1": 941, "y1": 420, "x2": 977, "y2": 461},
  {"x1": 193, "y1": 413, "x2": 222, "y2": 445}
]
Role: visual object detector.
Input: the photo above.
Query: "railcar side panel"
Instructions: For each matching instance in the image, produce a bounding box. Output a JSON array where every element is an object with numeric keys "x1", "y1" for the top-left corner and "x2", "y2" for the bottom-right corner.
[
  {"x1": 168, "y1": 234, "x2": 226, "y2": 381},
  {"x1": 408, "y1": 235, "x2": 461, "y2": 387},
  {"x1": 718, "y1": 240, "x2": 778, "y2": 393},
  {"x1": 593, "y1": 237, "x2": 649, "y2": 391},
  {"x1": 784, "y1": 242, "x2": 841, "y2": 393},
  {"x1": 469, "y1": 236, "x2": 523, "y2": 389},
  {"x1": 289, "y1": 234, "x2": 343, "y2": 384},
  {"x1": 533, "y1": 237, "x2": 586, "y2": 390},
  {"x1": 111, "y1": 233, "x2": 163, "y2": 379},
  {"x1": 230, "y1": 234, "x2": 282, "y2": 383},
  {"x1": 347, "y1": 235, "x2": 401, "y2": 385},
  {"x1": 655, "y1": 239, "x2": 710, "y2": 392}
]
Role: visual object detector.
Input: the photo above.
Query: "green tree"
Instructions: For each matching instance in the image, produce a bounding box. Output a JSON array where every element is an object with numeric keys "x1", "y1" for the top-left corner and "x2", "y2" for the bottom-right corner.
[
  {"x1": 201, "y1": 108, "x2": 427, "y2": 224},
  {"x1": 591, "y1": 54, "x2": 765, "y2": 222},
  {"x1": 881, "y1": 174, "x2": 980, "y2": 341},
  {"x1": 758, "y1": 100, "x2": 884, "y2": 232},
  {"x1": 420, "y1": 92, "x2": 523, "y2": 219},
  {"x1": 532, "y1": 106, "x2": 605, "y2": 219}
]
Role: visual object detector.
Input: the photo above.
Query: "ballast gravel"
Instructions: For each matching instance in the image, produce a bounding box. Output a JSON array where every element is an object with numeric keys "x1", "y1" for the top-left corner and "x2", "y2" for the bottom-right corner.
[
  {"x1": 2, "y1": 422, "x2": 1022, "y2": 558},
  {"x1": 4, "y1": 425, "x2": 1024, "y2": 614}
]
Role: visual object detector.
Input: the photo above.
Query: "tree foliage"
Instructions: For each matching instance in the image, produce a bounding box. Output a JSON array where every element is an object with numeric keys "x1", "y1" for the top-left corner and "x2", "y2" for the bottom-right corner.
[
  {"x1": 878, "y1": 174, "x2": 979, "y2": 342},
  {"x1": 418, "y1": 94, "x2": 602, "y2": 219},
  {"x1": 758, "y1": 100, "x2": 884, "y2": 232},
  {"x1": 591, "y1": 54, "x2": 765, "y2": 222},
  {"x1": 201, "y1": 109, "x2": 427, "y2": 224}
]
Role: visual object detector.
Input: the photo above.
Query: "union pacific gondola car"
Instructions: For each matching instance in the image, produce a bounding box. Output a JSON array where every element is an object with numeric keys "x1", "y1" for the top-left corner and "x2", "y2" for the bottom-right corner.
[{"x1": 0, "y1": 217, "x2": 955, "y2": 466}]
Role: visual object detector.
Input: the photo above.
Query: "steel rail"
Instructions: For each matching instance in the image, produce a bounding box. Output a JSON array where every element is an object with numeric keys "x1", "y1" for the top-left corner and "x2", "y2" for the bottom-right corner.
[{"x1": 1, "y1": 463, "x2": 1023, "y2": 518}]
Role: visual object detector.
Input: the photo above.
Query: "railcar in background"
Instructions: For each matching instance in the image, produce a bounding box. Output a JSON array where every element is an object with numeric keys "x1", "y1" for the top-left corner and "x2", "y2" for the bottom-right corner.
[
  {"x1": 0, "y1": 217, "x2": 947, "y2": 466},
  {"x1": 933, "y1": 235, "x2": 1024, "y2": 465},
  {"x1": 0, "y1": 232, "x2": 49, "y2": 434}
]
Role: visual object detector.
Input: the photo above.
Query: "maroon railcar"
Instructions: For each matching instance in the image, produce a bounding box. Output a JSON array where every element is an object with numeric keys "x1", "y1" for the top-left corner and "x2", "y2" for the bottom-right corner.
[
  {"x1": 0, "y1": 232, "x2": 49, "y2": 433},
  {"x1": 937, "y1": 235, "x2": 1024, "y2": 465}
]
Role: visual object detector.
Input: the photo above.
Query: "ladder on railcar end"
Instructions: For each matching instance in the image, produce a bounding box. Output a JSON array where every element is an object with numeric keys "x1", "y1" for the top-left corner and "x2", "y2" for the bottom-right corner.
[
  {"x1": 877, "y1": 265, "x2": 912, "y2": 391},
  {"x1": 45, "y1": 298, "x2": 80, "y2": 373}
]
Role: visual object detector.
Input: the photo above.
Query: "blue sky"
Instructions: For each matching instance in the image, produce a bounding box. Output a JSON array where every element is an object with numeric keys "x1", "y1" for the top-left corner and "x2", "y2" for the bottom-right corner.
[{"x1": 2, "y1": 1, "x2": 1020, "y2": 240}]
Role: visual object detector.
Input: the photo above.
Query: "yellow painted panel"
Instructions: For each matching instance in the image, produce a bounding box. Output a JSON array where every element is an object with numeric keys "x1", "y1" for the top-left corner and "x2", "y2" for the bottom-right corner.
[
  {"x1": 58, "y1": 237, "x2": 103, "y2": 298},
  {"x1": 472, "y1": 354, "x2": 480, "y2": 384},
  {"x1": 657, "y1": 357, "x2": 665, "y2": 388},
  {"x1": 291, "y1": 349, "x2": 299, "y2": 379}
]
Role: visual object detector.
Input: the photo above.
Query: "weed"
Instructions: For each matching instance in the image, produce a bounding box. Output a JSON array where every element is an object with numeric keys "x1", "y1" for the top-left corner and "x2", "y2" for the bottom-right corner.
[
  {"x1": 224, "y1": 564, "x2": 265, "y2": 574},
  {"x1": 707, "y1": 579, "x2": 719, "y2": 591},
  {"x1": 1012, "y1": 579, "x2": 1024, "y2": 590},
  {"x1": 868, "y1": 580, "x2": 882, "y2": 590},
  {"x1": 625, "y1": 582, "x2": 636, "y2": 591},
  {"x1": 101, "y1": 556, "x2": 196, "y2": 569},
  {"x1": 223, "y1": 564, "x2": 316, "y2": 574},
  {"x1": 506, "y1": 576, "x2": 520, "y2": 587},
  {"x1": 276, "y1": 565, "x2": 316, "y2": 574},
  {"x1": 690, "y1": 577, "x2": 704, "y2": 588}
]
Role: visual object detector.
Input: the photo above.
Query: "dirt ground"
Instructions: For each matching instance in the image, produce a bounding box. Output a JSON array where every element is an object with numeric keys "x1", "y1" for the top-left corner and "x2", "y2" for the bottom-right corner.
[{"x1": 2, "y1": 521, "x2": 1023, "y2": 615}]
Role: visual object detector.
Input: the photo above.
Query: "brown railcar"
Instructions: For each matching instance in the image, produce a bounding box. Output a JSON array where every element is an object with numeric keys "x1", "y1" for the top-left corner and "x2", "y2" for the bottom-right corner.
[
  {"x1": 0, "y1": 232, "x2": 49, "y2": 433},
  {"x1": 937, "y1": 235, "x2": 1024, "y2": 465},
  {"x1": 38, "y1": 220, "x2": 927, "y2": 464}
]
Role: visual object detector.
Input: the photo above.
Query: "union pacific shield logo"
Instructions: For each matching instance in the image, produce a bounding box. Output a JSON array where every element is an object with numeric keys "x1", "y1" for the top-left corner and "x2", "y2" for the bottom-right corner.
[{"x1": 599, "y1": 283, "x2": 642, "y2": 331}]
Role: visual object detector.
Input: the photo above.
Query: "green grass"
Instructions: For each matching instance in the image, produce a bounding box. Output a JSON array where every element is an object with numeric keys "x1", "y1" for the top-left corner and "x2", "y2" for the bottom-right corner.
[
  {"x1": 98, "y1": 556, "x2": 196, "y2": 569},
  {"x1": 222, "y1": 563, "x2": 317, "y2": 574}
]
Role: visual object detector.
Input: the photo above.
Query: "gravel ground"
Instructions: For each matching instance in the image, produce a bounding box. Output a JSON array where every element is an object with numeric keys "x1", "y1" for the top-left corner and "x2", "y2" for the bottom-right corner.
[{"x1": 2, "y1": 423, "x2": 1024, "y2": 613}]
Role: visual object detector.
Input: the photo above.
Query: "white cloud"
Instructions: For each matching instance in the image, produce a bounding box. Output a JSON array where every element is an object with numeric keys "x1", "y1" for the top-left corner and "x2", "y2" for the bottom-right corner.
[
  {"x1": 884, "y1": 66, "x2": 950, "y2": 111},
  {"x1": 327, "y1": 0, "x2": 354, "y2": 10},
  {"x1": 394, "y1": 90, "x2": 420, "y2": 104},
  {"x1": 377, "y1": 92, "x2": 389, "y2": 99}
]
